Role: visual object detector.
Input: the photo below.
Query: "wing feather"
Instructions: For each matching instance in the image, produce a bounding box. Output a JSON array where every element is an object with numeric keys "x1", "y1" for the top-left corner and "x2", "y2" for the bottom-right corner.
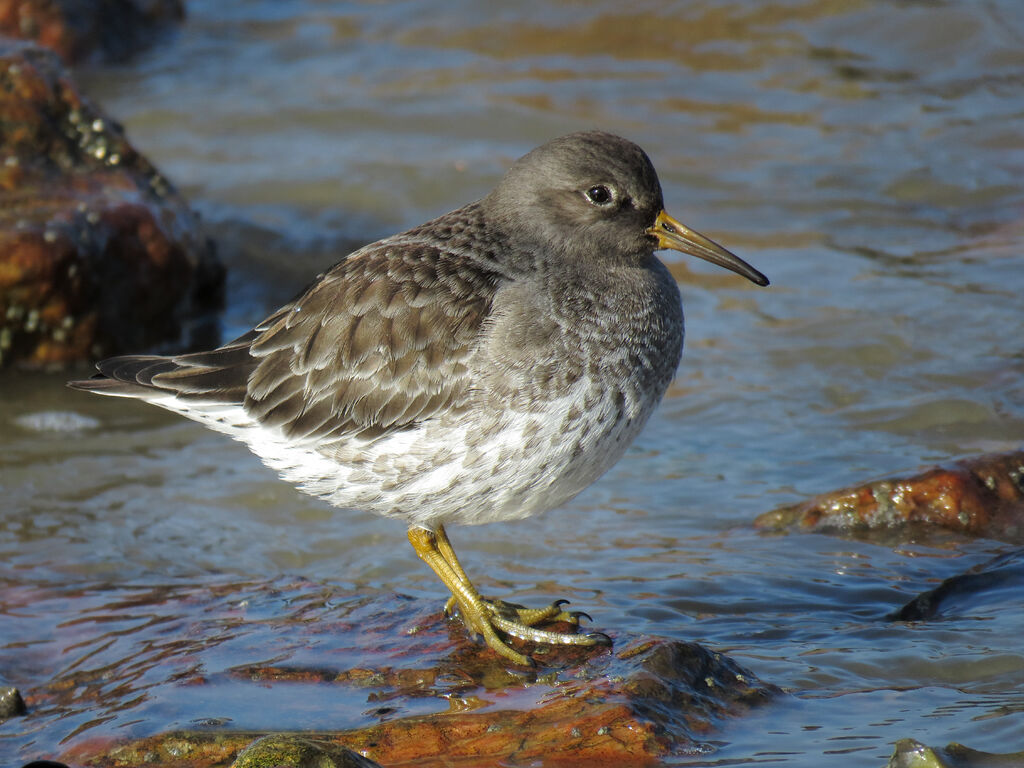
[{"x1": 71, "y1": 238, "x2": 501, "y2": 445}]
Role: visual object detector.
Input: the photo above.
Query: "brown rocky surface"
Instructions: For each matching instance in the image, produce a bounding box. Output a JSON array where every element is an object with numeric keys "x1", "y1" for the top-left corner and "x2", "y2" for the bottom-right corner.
[
  {"x1": 755, "y1": 450, "x2": 1024, "y2": 542},
  {"x1": 36, "y1": 581, "x2": 777, "y2": 768},
  {"x1": 0, "y1": 39, "x2": 223, "y2": 368},
  {"x1": 0, "y1": 0, "x2": 184, "y2": 63}
]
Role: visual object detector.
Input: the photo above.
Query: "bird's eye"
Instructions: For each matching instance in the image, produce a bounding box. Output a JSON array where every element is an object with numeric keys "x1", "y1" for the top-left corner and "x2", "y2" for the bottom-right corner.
[{"x1": 584, "y1": 185, "x2": 614, "y2": 206}]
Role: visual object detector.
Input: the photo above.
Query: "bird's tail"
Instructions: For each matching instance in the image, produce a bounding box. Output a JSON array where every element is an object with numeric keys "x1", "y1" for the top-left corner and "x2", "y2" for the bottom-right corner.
[
  {"x1": 67, "y1": 330, "x2": 258, "y2": 406},
  {"x1": 68, "y1": 355, "x2": 181, "y2": 399}
]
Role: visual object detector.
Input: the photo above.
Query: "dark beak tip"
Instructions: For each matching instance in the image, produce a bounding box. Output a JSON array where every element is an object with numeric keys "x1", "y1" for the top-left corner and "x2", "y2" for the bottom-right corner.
[{"x1": 651, "y1": 210, "x2": 769, "y2": 287}]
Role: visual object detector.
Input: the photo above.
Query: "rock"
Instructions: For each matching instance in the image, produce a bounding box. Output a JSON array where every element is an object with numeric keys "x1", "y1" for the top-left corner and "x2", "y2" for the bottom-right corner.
[
  {"x1": 888, "y1": 738, "x2": 1024, "y2": 767},
  {"x1": 58, "y1": 619, "x2": 778, "y2": 767},
  {"x1": 320, "y1": 638, "x2": 776, "y2": 766},
  {"x1": 0, "y1": 0, "x2": 184, "y2": 63},
  {"x1": 755, "y1": 451, "x2": 1024, "y2": 542},
  {"x1": 891, "y1": 549, "x2": 1024, "y2": 621},
  {"x1": 0, "y1": 40, "x2": 223, "y2": 369},
  {"x1": 230, "y1": 735, "x2": 383, "y2": 768},
  {"x1": 0, "y1": 685, "x2": 27, "y2": 720}
]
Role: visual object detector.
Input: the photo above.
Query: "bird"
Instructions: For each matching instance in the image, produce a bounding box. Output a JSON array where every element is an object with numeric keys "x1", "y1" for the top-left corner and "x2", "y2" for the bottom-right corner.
[{"x1": 69, "y1": 131, "x2": 768, "y2": 666}]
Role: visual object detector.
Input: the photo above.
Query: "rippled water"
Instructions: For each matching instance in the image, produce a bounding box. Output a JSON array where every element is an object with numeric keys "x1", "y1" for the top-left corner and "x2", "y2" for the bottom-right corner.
[{"x1": 3, "y1": 1, "x2": 1024, "y2": 765}]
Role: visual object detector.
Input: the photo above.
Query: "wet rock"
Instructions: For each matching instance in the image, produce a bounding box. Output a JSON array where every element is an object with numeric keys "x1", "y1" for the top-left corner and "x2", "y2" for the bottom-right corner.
[
  {"x1": 60, "y1": 628, "x2": 777, "y2": 767},
  {"x1": 755, "y1": 451, "x2": 1024, "y2": 542},
  {"x1": 888, "y1": 738, "x2": 1024, "y2": 767},
  {"x1": 0, "y1": 0, "x2": 184, "y2": 63},
  {"x1": 325, "y1": 638, "x2": 776, "y2": 766},
  {"x1": 891, "y1": 549, "x2": 1024, "y2": 622},
  {"x1": 0, "y1": 685, "x2": 27, "y2": 720},
  {"x1": 0, "y1": 40, "x2": 223, "y2": 369},
  {"x1": 230, "y1": 734, "x2": 382, "y2": 768}
]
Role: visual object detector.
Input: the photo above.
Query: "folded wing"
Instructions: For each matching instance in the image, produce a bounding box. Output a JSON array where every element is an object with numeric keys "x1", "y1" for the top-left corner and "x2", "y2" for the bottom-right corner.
[{"x1": 70, "y1": 241, "x2": 500, "y2": 445}]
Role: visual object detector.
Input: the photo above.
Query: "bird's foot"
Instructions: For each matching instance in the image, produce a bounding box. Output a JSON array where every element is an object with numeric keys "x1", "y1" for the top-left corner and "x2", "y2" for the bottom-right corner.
[
  {"x1": 445, "y1": 596, "x2": 587, "y2": 627},
  {"x1": 409, "y1": 526, "x2": 609, "y2": 665},
  {"x1": 444, "y1": 595, "x2": 610, "y2": 666}
]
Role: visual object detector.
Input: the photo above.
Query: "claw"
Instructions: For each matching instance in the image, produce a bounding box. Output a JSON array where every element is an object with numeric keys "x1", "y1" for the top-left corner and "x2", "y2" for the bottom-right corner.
[
  {"x1": 585, "y1": 632, "x2": 613, "y2": 646},
  {"x1": 570, "y1": 611, "x2": 592, "y2": 624},
  {"x1": 552, "y1": 599, "x2": 571, "y2": 608},
  {"x1": 443, "y1": 595, "x2": 457, "y2": 617}
]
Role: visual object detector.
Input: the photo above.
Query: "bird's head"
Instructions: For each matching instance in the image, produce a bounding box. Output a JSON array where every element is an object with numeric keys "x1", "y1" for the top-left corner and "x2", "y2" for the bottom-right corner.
[{"x1": 486, "y1": 130, "x2": 768, "y2": 286}]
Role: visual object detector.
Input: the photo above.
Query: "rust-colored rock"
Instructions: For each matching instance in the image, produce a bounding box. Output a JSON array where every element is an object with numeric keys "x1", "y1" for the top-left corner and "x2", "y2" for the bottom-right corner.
[
  {"x1": 0, "y1": 0, "x2": 184, "y2": 63},
  {"x1": 8, "y1": 578, "x2": 775, "y2": 767},
  {"x1": 0, "y1": 40, "x2": 223, "y2": 368},
  {"x1": 755, "y1": 450, "x2": 1024, "y2": 542},
  {"x1": 57, "y1": 606, "x2": 777, "y2": 767}
]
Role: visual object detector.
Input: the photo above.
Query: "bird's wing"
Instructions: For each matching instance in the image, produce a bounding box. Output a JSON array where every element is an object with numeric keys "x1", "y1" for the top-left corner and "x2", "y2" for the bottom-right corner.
[{"x1": 71, "y1": 240, "x2": 500, "y2": 443}]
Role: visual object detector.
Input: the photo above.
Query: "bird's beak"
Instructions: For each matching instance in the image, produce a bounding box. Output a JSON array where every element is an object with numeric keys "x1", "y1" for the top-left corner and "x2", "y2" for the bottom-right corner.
[{"x1": 647, "y1": 210, "x2": 769, "y2": 287}]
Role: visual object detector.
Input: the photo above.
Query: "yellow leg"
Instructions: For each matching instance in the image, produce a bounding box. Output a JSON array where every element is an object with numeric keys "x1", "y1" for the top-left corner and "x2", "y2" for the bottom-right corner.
[
  {"x1": 408, "y1": 525, "x2": 609, "y2": 666},
  {"x1": 433, "y1": 525, "x2": 471, "y2": 616},
  {"x1": 433, "y1": 525, "x2": 584, "y2": 626}
]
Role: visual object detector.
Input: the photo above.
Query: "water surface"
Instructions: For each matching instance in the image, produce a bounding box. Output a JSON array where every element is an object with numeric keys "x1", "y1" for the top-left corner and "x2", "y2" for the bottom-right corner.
[{"x1": 2, "y1": 1, "x2": 1024, "y2": 765}]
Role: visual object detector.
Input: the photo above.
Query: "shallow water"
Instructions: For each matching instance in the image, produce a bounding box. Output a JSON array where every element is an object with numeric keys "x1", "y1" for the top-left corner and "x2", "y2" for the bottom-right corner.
[{"x1": 3, "y1": 0, "x2": 1024, "y2": 765}]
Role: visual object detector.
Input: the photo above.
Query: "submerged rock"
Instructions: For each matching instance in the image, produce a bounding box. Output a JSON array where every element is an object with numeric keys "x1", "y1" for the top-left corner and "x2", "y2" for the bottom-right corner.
[
  {"x1": 888, "y1": 738, "x2": 1024, "y2": 768},
  {"x1": 891, "y1": 549, "x2": 1024, "y2": 622},
  {"x1": 0, "y1": 40, "x2": 223, "y2": 368},
  {"x1": 755, "y1": 451, "x2": 1024, "y2": 543},
  {"x1": 0, "y1": 0, "x2": 184, "y2": 63}
]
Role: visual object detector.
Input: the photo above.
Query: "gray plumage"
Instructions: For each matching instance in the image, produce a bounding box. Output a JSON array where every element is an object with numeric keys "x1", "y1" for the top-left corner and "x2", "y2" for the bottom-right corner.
[{"x1": 70, "y1": 131, "x2": 767, "y2": 663}]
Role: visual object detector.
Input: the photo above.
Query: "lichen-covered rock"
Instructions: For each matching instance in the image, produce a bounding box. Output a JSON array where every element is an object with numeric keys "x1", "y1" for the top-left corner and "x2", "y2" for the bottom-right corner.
[
  {"x1": 0, "y1": 40, "x2": 223, "y2": 368},
  {"x1": 888, "y1": 738, "x2": 1024, "y2": 768},
  {"x1": 0, "y1": 0, "x2": 184, "y2": 63},
  {"x1": 230, "y1": 735, "x2": 383, "y2": 768},
  {"x1": 755, "y1": 451, "x2": 1024, "y2": 543}
]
